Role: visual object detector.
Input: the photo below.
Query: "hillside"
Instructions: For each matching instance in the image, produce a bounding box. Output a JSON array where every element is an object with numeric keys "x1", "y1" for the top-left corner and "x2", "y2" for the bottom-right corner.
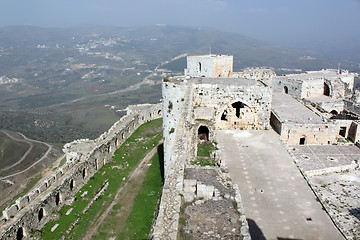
[{"x1": 0, "y1": 25, "x2": 358, "y2": 144}]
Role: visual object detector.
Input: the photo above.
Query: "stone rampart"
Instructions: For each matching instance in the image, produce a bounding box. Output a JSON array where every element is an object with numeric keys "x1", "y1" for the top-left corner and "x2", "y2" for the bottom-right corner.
[
  {"x1": 0, "y1": 103, "x2": 162, "y2": 240},
  {"x1": 152, "y1": 79, "x2": 193, "y2": 239}
]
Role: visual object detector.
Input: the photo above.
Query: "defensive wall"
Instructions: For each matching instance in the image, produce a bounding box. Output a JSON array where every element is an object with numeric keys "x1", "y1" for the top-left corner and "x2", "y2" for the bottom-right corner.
[
  {"x1": 152, "y1": 73, "x2": 267, "y2": 239},
  {"x1": 0, "y1": 103, "x2": 162, "y2": 240},
  {"x1": 272, "y1": 69, "x2": 355, "y2": 100}
]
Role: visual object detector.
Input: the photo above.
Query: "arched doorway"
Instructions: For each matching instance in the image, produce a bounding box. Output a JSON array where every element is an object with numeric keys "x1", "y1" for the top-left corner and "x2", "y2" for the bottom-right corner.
[
  {"x1": 198, "y1": 126, "x2": 209, "y2": 142},
  {"x1": 324, "y1": 83, "x2": 330, "y2": 96},
  {"x1": 284, "y1": 86, "x2": 288, "y2": 94},
  {"x1": 299, "y1": 137, "x2": 306, "y2": 145}
]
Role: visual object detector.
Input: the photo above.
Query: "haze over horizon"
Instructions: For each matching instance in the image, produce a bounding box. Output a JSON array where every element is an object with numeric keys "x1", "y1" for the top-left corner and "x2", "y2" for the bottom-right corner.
[{"x1": 1, "y1": 0, "x2": 360, "y2": 51}]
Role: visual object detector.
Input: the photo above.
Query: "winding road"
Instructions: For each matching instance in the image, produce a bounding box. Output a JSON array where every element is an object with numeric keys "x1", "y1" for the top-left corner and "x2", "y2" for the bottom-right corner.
[
  {"x1": 0, "y1": 130, "x2": 52, "y2": 180},
  {"x1": 47, "y1": 53, "x2": 187, "y2": 109}
]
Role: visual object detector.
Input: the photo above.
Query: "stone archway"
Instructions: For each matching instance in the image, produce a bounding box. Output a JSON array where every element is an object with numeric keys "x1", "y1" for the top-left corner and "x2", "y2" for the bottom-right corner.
[
  {"x1": 198, "y1": 126, "x2": 209, "y2": 142},
  {"x1": 217, "y1": 100, "x2": 257, "y2": 129}
]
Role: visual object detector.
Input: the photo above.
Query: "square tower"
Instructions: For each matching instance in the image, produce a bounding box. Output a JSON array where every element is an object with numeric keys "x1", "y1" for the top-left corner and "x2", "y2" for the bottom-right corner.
[{"x1": 184, "y1": 54, "x2": 233, "y2": 78}]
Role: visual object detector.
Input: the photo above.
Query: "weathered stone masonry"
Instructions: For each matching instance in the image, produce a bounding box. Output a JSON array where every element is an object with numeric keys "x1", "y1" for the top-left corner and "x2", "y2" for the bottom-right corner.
[{"x1": 0, "y1": 103, "x2": 162, "y2": 240}]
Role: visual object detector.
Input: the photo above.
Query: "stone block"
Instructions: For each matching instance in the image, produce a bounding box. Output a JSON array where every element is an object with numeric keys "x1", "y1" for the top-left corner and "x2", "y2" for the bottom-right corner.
[
  {"x1": 7, "y1": 205, "x2": 19, "y2": 217},
  {"x1": 196, "y1": 183, "x2": 214, "y2": 200}
]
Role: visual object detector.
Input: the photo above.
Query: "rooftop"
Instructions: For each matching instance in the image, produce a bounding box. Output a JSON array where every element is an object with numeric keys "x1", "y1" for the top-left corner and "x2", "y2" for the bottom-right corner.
[
  {"x1": 272, "y1": 93, "x2": 323, "y2": 123},
  {"x1": 188, "y1": 54, "x2": 232, "y2": 58},
  {"x1": 285, "y1": 69, "x2": 353, "y2": 81}
]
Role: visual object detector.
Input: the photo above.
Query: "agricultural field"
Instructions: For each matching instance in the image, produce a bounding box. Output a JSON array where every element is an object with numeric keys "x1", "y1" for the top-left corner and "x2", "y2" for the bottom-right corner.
[{"x1": 0, "y1": 130, "x2": 50, "y2": 177}]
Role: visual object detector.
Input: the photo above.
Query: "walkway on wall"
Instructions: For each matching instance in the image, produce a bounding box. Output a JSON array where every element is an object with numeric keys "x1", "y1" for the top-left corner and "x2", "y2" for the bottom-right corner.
[
  {"x1": 83, "y1": 141, "x2": 162, "y2": 240},
  {"x1": 216, "y1": 129, "x2": 344, "y2": 240}
]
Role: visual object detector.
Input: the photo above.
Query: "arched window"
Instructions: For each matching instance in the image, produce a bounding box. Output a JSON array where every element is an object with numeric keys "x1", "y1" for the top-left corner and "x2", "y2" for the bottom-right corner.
[
  {"x1": 221, "y1": 110, "x2": 228, "y2": 121},
  {"x1": 55, "y1": 192, "x2": 61, "y2": 206},
  {"x1": 82, "y1": 168, "x2": 86, "y2": 179},
  {"x1": 231, "y1": 101, "x2": 245, "y2": 118},
  {"x1": 284, "y1": 86, "x2": 288, "y2": 94},
  {"x1": 324, "y1": 83, "x2": 330, "y2": 96},
  {"x1": 198, "y1": 62, "x2": 202, "y2": 73},
  {"x1": 38, "y1": 208, "x2": 45, "y2": 222},
  {"x1": 70, "y1": 179, "x2": 75, "y2": 191}
]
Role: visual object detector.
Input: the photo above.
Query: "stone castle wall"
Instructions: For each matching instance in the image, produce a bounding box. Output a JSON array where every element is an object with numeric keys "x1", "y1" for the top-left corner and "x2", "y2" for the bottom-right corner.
[
  {"x1": 185, "y1": 55, "x2": 233, "y2": 78},
  {"x1": 280, "y1": 122, "x2": 339, "y2": 145},
  {"x1": 152, "y1": 79, "x2": 194, "y2": 239},
  {"x1": 192, "y1": 80, "x2": 272, "y2": 130},
  {"x1": 162, "y1": 77, "x2": 272, "y2": 175},
  {"x1": 270, "y1": 110, "x2": 340, "y2": 145},
  {"x1": 272, "y1": 76, "x2": 303, "y2": 97},
  {"x1": 0, "y1": 103, "x2": 162, "y2": 240}
]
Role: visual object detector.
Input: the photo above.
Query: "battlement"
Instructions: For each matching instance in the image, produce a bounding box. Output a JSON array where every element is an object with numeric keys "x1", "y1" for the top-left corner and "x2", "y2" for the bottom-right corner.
[{"x1": 0, "y1": 103, "x2": 162, "y2": 239}]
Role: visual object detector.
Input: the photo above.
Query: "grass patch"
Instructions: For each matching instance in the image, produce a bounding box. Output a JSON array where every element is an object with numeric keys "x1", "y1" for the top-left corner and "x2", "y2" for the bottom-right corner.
[
  {"x1": 192, "y1": 157, "x2": 216, "y2": 166},
  {"x1": 192, "y1": 142, "x2": 217, "y2": 166},
  {"x1": 39, "y1": 118, "x2": 163, "y2": 240},
  {"x1": 117, "y1": 152, "x2": 163, "y2": 239},
  {"x1": 197, "y1": 142, "x2": 216, "y2": 158},
  {"x1": 58, "y1": 157, "x2": 66, "y2": 167}
]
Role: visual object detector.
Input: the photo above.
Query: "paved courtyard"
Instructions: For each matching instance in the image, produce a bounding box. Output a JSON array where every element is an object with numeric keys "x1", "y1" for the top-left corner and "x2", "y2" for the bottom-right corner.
[
  {"x1": 216, "y1": 129, "x2": 344, "y2": 240},
  {"x1": 290, "y1": 145, "x2": 360, "y2": 172}
]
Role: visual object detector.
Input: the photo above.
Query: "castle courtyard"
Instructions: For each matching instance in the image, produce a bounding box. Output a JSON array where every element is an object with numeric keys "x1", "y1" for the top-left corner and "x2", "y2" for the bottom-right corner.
[{"x1": 216, "y1": 129, "x2": 344, "y2": 240}]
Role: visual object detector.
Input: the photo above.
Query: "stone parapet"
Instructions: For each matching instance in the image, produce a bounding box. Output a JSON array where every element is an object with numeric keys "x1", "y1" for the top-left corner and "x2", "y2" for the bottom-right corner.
[{"x1": 0, "y1": 103, "x2": 162, "y2": 240}]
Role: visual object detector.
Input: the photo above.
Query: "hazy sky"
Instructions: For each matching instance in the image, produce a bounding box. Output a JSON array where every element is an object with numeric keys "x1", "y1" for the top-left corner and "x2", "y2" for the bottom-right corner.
[{"x1": 1, "y1": 0, "x2": 360, "y2": 48}]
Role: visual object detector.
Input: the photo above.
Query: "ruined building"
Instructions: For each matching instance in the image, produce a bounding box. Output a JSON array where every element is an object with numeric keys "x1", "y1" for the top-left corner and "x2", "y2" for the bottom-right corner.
[
  {"x1": 162, "y1": 54, "x2": 272, "y2": 174},
  {"x1": 2, "y1": 53, "x2": 360, "y2": 239},
  {"x1": 152, "y1": 54, "x2": 360, "y2": 239}
]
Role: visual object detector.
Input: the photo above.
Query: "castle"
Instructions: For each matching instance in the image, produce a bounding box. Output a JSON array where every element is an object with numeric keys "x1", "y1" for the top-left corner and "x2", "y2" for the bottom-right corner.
[
  {"x1": 1, "y1": 54, "x2": 359, "y2": 239},
  {"x1": 153, "y1": 54, "x2": 360, "y2": 239},
  {"x1": 161, "y1": 54, "x2": 359, "y2": 175}
]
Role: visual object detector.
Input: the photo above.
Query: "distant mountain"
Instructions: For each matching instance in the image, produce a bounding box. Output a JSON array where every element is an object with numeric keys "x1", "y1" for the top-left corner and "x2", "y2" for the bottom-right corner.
[{"x1": 0, "y1": 25, "x2": 358, "y2": 73}]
